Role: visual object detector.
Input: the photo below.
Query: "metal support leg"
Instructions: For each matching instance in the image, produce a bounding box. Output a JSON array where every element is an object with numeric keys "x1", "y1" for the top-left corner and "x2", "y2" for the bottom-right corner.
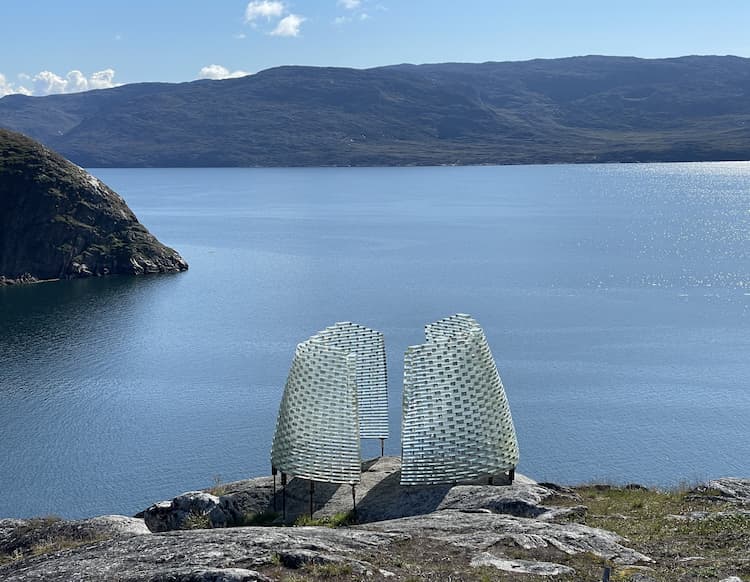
[
  {"x1": 509, "y1": 468, "x2": 515, "y2": 484},
  {"x1": 379, "y1": 438, "x2": 384, "y2": 457},
  {"x1": 602, "y1": 566, "x2": 611, "y2": 582},
  {"x1": 309, "y1": 480, "x2": 315, "y2": 518},
  {"x1": 351, "y1": 484, "x2": 357, "y2": 517},
  {"x1": 281, "y1": 473, "x2": 287, "y2": 521},
  {"x1": 272, "y1": 466, "x2": 277, "y2": 512}
]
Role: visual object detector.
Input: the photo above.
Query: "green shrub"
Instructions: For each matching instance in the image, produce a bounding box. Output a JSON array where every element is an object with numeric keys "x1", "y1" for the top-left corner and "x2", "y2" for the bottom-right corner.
[
  {"x1": 293, "y1": 510, "x2": 355, "y2": 528},
  {"x1": 181, "y1": 511, "x2": 211, "y2": 530}
]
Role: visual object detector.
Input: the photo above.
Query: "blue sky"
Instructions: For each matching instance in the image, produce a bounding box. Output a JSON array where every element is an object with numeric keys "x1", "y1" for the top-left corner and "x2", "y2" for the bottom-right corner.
[{"x1": 1, "y1": 1, "x2": 749, "y2": 96}]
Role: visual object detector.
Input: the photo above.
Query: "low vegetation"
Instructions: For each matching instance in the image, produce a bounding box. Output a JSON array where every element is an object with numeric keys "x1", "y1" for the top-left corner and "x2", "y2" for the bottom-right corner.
[
  {"x1": 0, "y1": 516, "x2": 110, "y2": 566},
  {"x1": 293, "y1": 511, "x2": 356, "y2": 528},
  {"x1": 265, "y1": 484, "x2": 749, "y2": 581},
  {"x1": 3, "y1": 483, "x2": 747, "y2": 580}
]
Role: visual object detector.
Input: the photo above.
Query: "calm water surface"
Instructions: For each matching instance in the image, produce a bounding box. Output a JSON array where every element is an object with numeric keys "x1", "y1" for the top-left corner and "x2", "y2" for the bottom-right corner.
[{"x1": 1, "y1": 163, "x2": 748, "y2": 518}]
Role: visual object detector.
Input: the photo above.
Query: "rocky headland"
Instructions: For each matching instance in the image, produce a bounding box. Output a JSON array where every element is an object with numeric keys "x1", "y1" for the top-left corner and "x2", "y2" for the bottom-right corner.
[
  {"x1": 0, "y1": 128, "x2": 187, "y2": 285},
  {"x1": 1, "y1": 457, "x2": 748, "y2": 581}
]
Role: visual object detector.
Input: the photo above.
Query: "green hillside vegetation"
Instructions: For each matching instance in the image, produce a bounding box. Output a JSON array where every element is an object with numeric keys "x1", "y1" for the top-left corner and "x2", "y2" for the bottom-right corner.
[{"x1": 1, "y1": 55, "x2": 749, "y2": 167}]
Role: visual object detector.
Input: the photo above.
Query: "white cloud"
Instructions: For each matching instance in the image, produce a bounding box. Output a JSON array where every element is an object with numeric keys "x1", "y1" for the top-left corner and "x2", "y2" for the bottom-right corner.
[
  {"x1": 89, "y1": 69, "x2": 117, "y2": 89},
  {"x1": 199, "y1": 64, "x2": 250, "y2": 80},
  {"x1": 234, "y1": 32, "x2": 247, "y2": 39},
  {"x1": 66, "y1": 70, "x2": 89, "y2": 93},
  {"x1": 271, "y1": 13, "x2": 305, "y2": 36},
  {"x1": 245, "y1": 1, "x2": 285, "y2": 22},
  {"x1": 33, "y1": 71, "x2": 68, "y2": 96},
  {"x1": 243, "y1": 1, "x2": 305, "y2": 37},
  {"x1": 334, "y1": 0, "x2": 371, "y2": 25},
  {"x1": 0, "y1": 69, "x2": 119, "y2": 97},
  {"x1": 0, "y1": 73, "x2": 31, "y2": 97}
]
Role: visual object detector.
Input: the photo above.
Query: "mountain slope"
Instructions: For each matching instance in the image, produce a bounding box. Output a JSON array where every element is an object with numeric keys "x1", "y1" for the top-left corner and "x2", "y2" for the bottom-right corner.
[
  {"x1": 0, "y1": 128, "x2": 188, "y2": 284},
  {"x1": 1, "y1": 56, "x2": 749, "y2": 167}
]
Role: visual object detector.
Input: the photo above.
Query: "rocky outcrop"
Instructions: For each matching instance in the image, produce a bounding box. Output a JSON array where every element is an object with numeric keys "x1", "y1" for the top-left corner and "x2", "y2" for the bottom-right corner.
[
  {"x1": 0, "y1": 128, "x2": 187, "y2": 284},
  {"x1": 706, "y1": 478, "x2": 750, "y2": 505},
  {"x1": 0, "y1": 525, "x2": 404, "y2": 581},
  {"x1": 4, "y1": 461, "x2": 747, "y2": 581},
  {"x1": 363, "y1": 510, "x2": 650, "y2": 564},
  {"x1": 0, "y1": 515, "x2": 149, "y2": 559}
]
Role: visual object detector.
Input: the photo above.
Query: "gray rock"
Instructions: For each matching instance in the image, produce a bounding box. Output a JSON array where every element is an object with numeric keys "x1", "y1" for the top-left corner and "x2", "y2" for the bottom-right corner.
[
  {"x1": 362, "y1": 509, "x2": 651, "y2": 564},
  {"x1": 718, "y1": 577, "x2": 744, "y2": 582},
  {"x1": 0, "y1": 515, "x2": 149, "y2": 557},
  {"x1": 123, "y1": 568, "x2": 273, "y2": 582},
  {"x1": 145, "y1": 457, "x2": 568, "y2": 529},
  {"x1": 438, "y1": 484, "x2": 587, "y2": 522},
  {"x1": 143, "y1": 492, "x2": 222, "y2": 532},
  {"x1": 276, "y1": 547, "x2": 374, "y2": 573},
  {"x1": 470, "y1": 551, "x2": 575, "y2": 575},
  {"x1": 707, "y1": 478, "x2": 750, "y2": 505},
  {"x1": 0, "y1": 128, "x2": 188, "y2": 283},
  {"x1": 0, "y1": 525, "x2": 404, "y2": 581}
]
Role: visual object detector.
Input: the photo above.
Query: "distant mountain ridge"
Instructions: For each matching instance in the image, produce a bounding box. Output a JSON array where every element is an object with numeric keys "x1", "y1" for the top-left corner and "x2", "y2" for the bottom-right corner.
[{"x1": 1, "y1": 55, "x2": 749, "y2": 167}]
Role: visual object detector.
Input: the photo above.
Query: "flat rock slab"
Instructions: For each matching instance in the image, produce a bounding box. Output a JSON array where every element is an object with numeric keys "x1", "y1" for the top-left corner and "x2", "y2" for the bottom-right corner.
[
  {"x1": 0, "y1": 515, "x2": 149, "y2": 556},
  {"x1": 362, "y1": 509, "x2": 651, "y2": 565},
  {"x1": 471, "y1": 551, "x2": 575, "y2": 575},
  {"x1": 0, "y1": 526, "x2": 405, "y2": 582}
]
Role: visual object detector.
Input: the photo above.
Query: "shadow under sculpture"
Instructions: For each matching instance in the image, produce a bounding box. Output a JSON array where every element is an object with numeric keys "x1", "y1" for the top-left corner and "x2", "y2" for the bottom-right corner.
[
  {"x1": 400, "y1": 313, "x2": 520, "y2": 485},
  {"x1": 270, "y1": 322, "x2": 389, "y2": 517}
]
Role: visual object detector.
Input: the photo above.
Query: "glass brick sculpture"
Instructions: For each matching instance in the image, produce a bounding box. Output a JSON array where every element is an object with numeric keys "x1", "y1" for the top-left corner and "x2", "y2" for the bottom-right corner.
[
  {"x1": 400, "y1": 313, "x2": 519, "y2": 485},
  {"x1": 314, "y1": 322, "x2": 389, "y2": 440},
  {"x1": 271, "y1": 322, "x2": 388, "y2": 483}
]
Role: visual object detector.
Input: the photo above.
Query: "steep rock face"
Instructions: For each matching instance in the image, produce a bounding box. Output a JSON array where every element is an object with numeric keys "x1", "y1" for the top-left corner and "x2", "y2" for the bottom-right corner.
[{"x1": 0, "y1": 128, "x2": 188, "y2": 284}]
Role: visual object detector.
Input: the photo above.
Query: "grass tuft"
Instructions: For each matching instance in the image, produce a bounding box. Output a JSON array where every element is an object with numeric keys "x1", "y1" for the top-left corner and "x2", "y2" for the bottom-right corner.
[{"x1": 293, "y1": 511, "x2": 356, "y2": 528}]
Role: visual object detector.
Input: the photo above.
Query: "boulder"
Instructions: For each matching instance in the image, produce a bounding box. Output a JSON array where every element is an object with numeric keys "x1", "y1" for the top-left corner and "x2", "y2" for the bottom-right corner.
[{"x1": 143, "y1": 492, "x2": 223, "y2": 532}]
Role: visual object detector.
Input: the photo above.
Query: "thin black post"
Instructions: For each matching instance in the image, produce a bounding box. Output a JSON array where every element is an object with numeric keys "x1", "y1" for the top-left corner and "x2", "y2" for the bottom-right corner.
[
  {"x1": 351, "y1": 483, "x2": 357, "y2": 515},
  {"x1": 272, "y1": 466, "x2": 277, "y2": 512},
  {"x1": 379, "y1": 438, "x2": 385, "y2": 457},
  {"x1": 309, "y1": 480, "x2": 315, "y2": 518},
  {"x1": 509, "y1": 468, "x2": 515, "y2": 484},
  {"x1": 281, "y1": 472, "x2": 287, "y2": 521},
  {"x1": 488, "y1": 475, "x2": 494, "y2": 485},
  {"x1": 602, "y1": 566, "x2": 611, "y2": 582}
]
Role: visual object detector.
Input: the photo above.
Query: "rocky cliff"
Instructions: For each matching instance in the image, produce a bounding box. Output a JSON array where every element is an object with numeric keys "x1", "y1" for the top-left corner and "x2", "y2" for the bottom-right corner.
[{"x1": 0, "y1": 128, "x2": 187, "y2": 285}]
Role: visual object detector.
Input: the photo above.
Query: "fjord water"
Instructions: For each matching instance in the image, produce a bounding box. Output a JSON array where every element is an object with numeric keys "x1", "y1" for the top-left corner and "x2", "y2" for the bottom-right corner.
[{"x1": 1, "y1": 163, "x2": 748, "y2": 519}]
